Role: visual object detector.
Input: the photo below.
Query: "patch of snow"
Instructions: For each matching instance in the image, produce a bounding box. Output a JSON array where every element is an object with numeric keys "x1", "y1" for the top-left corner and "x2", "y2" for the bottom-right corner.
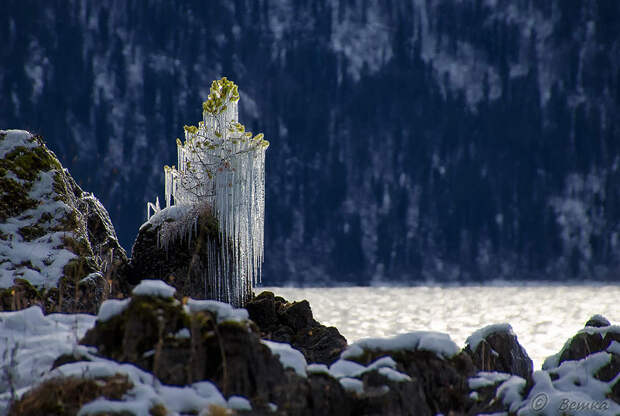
[
  {"x1": 466, "y1": 323, "x2": 514, "y2": 352},
  {"x1": 227, "y1": 395, "x2": 252, "y2": 411},
  {"x1": 307, "y1": 363, "x2": 330, "y2": 375},
  {"x1": 328, "y1": 359, "x2": 367, "y2": 379},
  {"x1": 366, "y1": 356, "x2": 397, "y2": 371},
  {"x1": 339, "y1": 377, "x2": 364, "y2": 394},
  {"x1": 506, "y1": 352, "x2": 620, "y2": 415},
  {"x1": 469, "y1": 371, "x2": 512, "y2": 389},
  {"x1": 607, "y1": 340, "x2": 620, "y2": 355},
  {"x1": 132, "y1": 279, "x2": 176, "y2": 298},
  {"x1": 96, "y1": 298, "x2": 131, "y2": 322},
  {"x1": 0, "y1": 130, "x2": 36, "y2": 158},
  {"x1": 141, "y1": 204, "x2": 192, "y2": 230},
  {"x1": 186, "y1": 299, "x2": 248, "y2": 323},
  {"x1": 174, "y1": 328, "x2": 190, "y2": 339},
  {"x1": 495, "y1": 375, "x2": 527, "y2": 413},
  {"x1": 261, "y1": 340, "x2": 307, "y2": 377},
  {"x1": 543, "y1": 325, "x2": 620, "y2": 370},
  {"x1": 378, "y1": 367, "x2": 411, "y2": 382},
  {"x1": 0, "y1": 307, "x2": 96, "y2": 413},
  {"x1": 342, "y1": 331, "x2": 459, "y2": 360}
]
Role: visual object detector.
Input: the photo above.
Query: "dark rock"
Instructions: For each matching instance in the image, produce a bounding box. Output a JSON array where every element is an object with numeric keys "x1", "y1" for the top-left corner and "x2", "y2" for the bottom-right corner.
[
  {"x1": 0, "y1": 130, "x2": 128, "y2": 313},
  {"x1": 345, "y1": 346, "x2": 476, "y2": 415},
  {"x1": 247, "y1": 291, "x2": 348, "y2": 365},
  {"x1": 127, "y1": 204, "x2": 247, "y2": 305},
  {"x1": 79, "y1": 292, "x2": 312, "y2": 413},
  {"x1": 463, "y1": 324, "x2": 533, "y2": 381},
  {"x1": 556, "y1": 322, "x2": 620, "y2": 365},
  {"x1": 585, "y1": 314, "x2": 611, "y2": 328},
  {"x1": 351, "y1": 369, "x2": 431, "y2": 416}
]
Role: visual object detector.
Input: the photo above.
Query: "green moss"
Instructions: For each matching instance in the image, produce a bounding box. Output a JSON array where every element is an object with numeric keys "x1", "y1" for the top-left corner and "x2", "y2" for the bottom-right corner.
[
  {"x1": 62, "y1": 235, "x2": 92, "y2": 258},
  {"x1": 0, "y1": 176, "x2": 38, "y2": 221},
  {"x1": 0, "y1": 145, "x2": 61, "y2": 182}
]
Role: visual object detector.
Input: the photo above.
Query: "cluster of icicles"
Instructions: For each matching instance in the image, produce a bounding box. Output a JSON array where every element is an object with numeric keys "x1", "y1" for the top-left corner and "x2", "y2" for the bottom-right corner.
[{"x1": 148, "y1": 81, "x2": 267, "y2": 306}]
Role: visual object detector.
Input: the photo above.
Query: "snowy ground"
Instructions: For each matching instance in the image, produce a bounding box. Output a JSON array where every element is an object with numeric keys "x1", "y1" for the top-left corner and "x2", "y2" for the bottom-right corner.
[{"x1": 261, "y1": 283, "x2": 620, "y2": 369}]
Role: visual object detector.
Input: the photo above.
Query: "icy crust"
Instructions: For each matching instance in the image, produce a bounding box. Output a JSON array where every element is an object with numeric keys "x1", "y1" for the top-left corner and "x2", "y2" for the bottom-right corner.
[
  {"x1": 469, "y1": 353, "x2": 620, "y2": 416},
  {"x1": 140, "y1": 204, "x2": 192, "y2": 232},
  {"x1": 261, "y1": 340, "x2": 308, "y2": 377},
  {"x1": 341, "y1": 330, "x2": 460, "y2": 360},
  {"x1": 465, "y1": 323, "x2": 514, "y2": 352},
  {"x1": 132, "y1": 279, "x2": 177, "y2": 298}
]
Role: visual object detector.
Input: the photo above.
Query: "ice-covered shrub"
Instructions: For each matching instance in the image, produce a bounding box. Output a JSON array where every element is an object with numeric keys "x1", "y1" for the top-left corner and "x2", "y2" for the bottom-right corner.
[{"x1": 148, "y1": 78, "x2": 268, "y2": 306}]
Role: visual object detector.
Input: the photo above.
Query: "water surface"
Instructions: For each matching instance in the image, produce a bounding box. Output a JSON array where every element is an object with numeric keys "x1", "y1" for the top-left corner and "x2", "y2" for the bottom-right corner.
[{"x1": 260, "y1": 284, "x2": 620, "y2": 369}]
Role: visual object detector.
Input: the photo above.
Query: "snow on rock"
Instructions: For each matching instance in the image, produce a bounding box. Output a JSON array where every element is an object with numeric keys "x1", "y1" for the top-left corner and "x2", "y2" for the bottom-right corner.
[
  {"x1": 227, "y1": 395, "x2": 252, "y2": 411},
  {"x1": 0, "y1": 129, "x2": 126, "y2": 313},
  {"x1": 141, "y1": 204, "x2": 192, "y2": 231},
  {"x1": 339, "y1": 377, "x2": 364, "y2": 394},
  {"x1": 327, "y1": 356, "x2": 410, "y2": 384},
  {"x1": 468, "y1": 371, "x2": 511, "y2": 389},
  {"x1": 377, "y1": 367, "x2": 411, "y2": 382},
  {"x1": 495, "y1": 375, "x2": 527, "y2": 413},
  {"x1": 465, "y1": 323, "x2": 514, "y2": 351},
  {"x1": 52, "y1": 360, "x2": 229, "y2": 416},
  {"x1": 607, "y1": 340, "x2": 620, "y2": 355},
  {"x1": 328, "y1": 359, "x2": 367, "y2": 379},
  {"x1": 542, "y1": 324, "x2": 620, "y2": 370},
  {"x1": 0, "y1": 304, "x2": 235, "y2": 416},
  {"x1": 261, "y1": 340, "x2": 308, "y2": 377},
  {"x1": 96, "y1": 298, "x2": 131, "y2": 322},
  {"x1": 307, "y1": 363, "x2": 330, "y2": 375},
  {"x1": 0, "y1": 306, "x2": 96, "y2": 413},
  {"x1": 341, "y1": 330, "x2": 459, "y2": 360},
  {"x1": 132, "y1": 279, "x2": 177, "y2": 298},
  {"x1": 496, "y1": 352, "x2": 620, "y2": 416},
  {"x1": 0, "y1": 129, "x2": 36, "y2": 158},
  {"x1": 186, "y1": 298, "x2": 249, "y2": 323}
]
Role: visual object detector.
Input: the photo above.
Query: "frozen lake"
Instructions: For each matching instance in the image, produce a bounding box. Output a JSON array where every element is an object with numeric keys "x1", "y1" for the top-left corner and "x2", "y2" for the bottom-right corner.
[{"x1": 259, "y1": 283, "x2": 620, "y2": 369}]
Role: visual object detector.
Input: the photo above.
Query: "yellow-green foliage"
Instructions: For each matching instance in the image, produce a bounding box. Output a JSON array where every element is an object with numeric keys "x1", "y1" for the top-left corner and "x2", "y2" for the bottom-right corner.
[{"x1": 202, "y1": 77, "x2": 239, "y2": 116}]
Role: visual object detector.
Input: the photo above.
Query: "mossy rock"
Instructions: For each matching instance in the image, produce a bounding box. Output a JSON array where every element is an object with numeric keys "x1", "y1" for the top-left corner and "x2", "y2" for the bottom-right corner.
[
  {"x1": 0, "y1": 130, "x2": 129, "y2": 313},
  {"x1": 8, "y1": 374, "x2": 133, "y2": 416}
]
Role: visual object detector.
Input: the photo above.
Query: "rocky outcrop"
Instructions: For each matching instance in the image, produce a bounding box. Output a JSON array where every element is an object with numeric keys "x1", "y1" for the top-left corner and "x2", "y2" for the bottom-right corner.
[
  {"x1": 0, "y1": 130, "x2": 128, "y2": 313},
  {"x1": 247, "y1": 291, "x2": 348, "y2": 365},
  {"x1": 542, "y1": 314, "x2": 620, "y2": 404},
  {"x1": 463, "y1": 323, "x2": 533, "y2": 380},
  {"x1": 555, "y1": 315, "x2": 620, "y2": 364},
  {"x1": 75, "y1": 282, "x2": 471, "y2": 415},
  {"x1": 126, "y1": 203, "x2": 239, "y2": 302},
  {"x1": 6, "y1": 283, "x2": 619, "y2": 415}
]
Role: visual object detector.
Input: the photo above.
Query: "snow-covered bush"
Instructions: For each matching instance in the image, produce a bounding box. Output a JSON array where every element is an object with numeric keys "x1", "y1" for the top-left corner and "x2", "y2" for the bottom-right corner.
[{"x1": 148, "y1": 78, "x2": 268, "y2": 305}]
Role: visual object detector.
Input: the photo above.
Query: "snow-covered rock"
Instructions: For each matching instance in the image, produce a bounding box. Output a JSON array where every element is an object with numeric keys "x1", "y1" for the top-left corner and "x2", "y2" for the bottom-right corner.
[
  {"x1": 464, "y1": 323, "x2": 533, "y2": 380},
  {"x1": 0, "y1": 130, "x2": 127, "y2": 313}
]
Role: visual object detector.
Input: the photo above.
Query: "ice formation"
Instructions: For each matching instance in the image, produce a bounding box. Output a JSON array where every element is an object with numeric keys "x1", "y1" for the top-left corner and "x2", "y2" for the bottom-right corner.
[{"x1": 148, "y1": 78, "x2": 268, "y2": 306}]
